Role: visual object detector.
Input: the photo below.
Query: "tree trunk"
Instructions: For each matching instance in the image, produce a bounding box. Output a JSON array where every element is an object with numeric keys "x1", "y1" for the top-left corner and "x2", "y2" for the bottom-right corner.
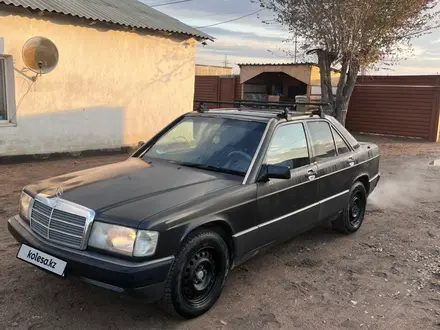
[
  {"x1": 335, "y1": 99, "x2": 349, "y2": 125},
  {"x1": 334, "y1": 56, "x2": 349, "y2": 121},
  {"x1": 316, "y1": 50, "x2": 336, "y2": 115},
  {"x1": 335, "y1": 61, "x2": 360, "y2": 126}
]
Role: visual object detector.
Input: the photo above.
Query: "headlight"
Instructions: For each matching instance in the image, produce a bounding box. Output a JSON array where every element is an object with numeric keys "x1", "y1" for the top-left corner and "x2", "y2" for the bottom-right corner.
[
  {"x1": 88, "y1": 222, "x2": 159, "y2": 257},
  {"x1": 19, "y1": 191, "x2": 33, "y2": 220}
]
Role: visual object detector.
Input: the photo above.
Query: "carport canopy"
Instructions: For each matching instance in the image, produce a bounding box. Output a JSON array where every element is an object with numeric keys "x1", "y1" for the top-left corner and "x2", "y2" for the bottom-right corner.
[{"x1": 239, "y1": 63, "x2": 314, "y2": 85}]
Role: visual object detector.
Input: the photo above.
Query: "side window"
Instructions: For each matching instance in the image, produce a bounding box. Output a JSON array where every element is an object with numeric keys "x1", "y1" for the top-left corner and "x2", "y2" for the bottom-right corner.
[
  {"x1": 265, "y1": 123, "x2": 310, "y2": 170},
  {"x1": 306, "y1": 121, "x2": 336, "y2": 161},
  {"x1": 332, "y1": 127, "x2": 350, "y2": 155}
]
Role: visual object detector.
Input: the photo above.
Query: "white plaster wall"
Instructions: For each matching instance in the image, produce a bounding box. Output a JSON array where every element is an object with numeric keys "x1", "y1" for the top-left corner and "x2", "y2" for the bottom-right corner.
[{"x1": 0, "y1": 5, "x2": 196, "y2": 156}]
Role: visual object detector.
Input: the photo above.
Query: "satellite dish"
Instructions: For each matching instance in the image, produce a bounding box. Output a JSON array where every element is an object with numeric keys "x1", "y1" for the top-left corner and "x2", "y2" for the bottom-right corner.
[{"x1": 22, "y1": 36, "x2": 59, "y2": 74}]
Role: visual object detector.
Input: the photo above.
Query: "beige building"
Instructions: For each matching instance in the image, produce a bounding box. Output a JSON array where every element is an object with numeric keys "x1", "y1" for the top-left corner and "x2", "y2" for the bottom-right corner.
[{"x1": 0, "y1": 0, "x2": 211, "y2": 156}]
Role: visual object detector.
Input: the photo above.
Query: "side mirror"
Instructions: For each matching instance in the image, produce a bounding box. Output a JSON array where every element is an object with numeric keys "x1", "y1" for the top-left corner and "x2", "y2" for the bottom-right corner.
[{"x1": 259, "y1": 164, "x2": 291, "y2": 181}]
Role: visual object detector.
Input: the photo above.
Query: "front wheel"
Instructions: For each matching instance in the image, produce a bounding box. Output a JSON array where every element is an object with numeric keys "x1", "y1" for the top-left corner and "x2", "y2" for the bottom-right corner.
[
  {"x1": 162, "y1": 229, "x2": 229, "y2": 318},
  {"x1": 333, "y1": 181, "x2": 367, "y2": 233}
]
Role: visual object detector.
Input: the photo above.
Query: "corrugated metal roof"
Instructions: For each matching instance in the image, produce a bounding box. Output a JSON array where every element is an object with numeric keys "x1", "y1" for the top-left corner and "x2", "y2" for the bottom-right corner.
[
  {"x1": 238, "y1": 62, "x2": 317, "y2": 67},
  {"x1": 238, "y1": 62, "x2": 340, "y2": 72},
  {"x1": 0, "y1": 0, "x2": 212, "y2": 40}
]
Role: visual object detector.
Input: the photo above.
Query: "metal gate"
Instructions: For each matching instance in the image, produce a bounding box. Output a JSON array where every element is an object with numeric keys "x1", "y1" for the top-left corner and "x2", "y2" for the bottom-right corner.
[
  {"x1": 194, "y1": 75, "x2": 241, "y2": 110},
  {"x1": 347, "y1": 76, "x2": 440, "y2": 141}
]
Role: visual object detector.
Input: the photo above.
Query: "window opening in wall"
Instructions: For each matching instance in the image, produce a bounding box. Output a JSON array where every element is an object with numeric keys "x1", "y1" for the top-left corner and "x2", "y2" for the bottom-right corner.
[{"x1": 0, "y1": 58, "x2": 7, "y2": 121}]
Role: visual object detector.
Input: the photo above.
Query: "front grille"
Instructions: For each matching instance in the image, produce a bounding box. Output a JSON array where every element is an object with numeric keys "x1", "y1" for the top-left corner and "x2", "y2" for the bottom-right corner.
[{"x1": 30, "y1": 199, "x2": 87, "y2": 249}]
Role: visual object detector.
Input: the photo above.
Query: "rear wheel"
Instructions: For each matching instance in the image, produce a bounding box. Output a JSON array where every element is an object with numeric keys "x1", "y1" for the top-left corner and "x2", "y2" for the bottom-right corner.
[
  {"x1": 162, "y1": 229, "x2": 229, "y2": 319},
  {"x1": 333, "y1": 181, "x2": 367, "y2": 233}
]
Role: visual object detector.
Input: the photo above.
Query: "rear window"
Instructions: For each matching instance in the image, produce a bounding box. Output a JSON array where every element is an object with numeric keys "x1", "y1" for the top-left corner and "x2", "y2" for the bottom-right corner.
[{"x1": 326, "y1": 116, "x2": 360, "y2": 149}]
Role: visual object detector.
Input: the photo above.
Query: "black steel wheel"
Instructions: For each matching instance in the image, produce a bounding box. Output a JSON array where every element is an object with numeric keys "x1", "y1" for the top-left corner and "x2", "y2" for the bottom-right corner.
[
  {"x1": 181, "y1": 248, "x2": 218, "y2": 307},
  {"x1": 162, "y1": 229, "x2": 229, "y2": 318},
  {"x1": 333, "y1": 181, "x2": 367, "y2": 234},
  {"x1": 349, "y1": 192, "x2": 363, "y2": 228}
]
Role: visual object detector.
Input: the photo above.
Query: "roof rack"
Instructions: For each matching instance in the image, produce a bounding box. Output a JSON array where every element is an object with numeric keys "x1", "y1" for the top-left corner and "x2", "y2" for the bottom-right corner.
[{"x1": 194, "y1": 100, "x2": 329, "y2": 120}]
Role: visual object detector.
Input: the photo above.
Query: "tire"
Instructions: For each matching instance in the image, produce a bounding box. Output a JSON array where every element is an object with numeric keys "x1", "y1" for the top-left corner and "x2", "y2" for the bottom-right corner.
[
  {"x1": 333, "y1": 181, "x2": 367, "y2": 234},
  {"x1": 162, "y1": 229, "x2": 230, "y2": 319}
]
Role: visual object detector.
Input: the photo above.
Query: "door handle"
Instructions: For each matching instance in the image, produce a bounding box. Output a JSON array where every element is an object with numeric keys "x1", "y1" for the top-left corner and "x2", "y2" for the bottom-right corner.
[
  {"x1": 347, "y1": 157, "x2": 355, "y2": 167},
  {"x1": 306, "y1": 169, "x2": 316, "y2": 181}
]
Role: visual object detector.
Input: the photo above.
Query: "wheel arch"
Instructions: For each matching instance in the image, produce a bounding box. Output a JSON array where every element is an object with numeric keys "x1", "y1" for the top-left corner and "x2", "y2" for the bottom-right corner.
[
  {"x1": 353, "y1": 173, "x2": 370, "y2": 194},
  {"x1": 180, "y1": 218, "x2": 235, "y2": 263}
]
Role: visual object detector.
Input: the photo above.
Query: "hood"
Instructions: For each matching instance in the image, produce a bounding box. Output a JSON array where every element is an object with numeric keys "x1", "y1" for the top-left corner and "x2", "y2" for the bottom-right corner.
[{"x1": 26, "y1": 157, "x2": 240, "y2": 227}]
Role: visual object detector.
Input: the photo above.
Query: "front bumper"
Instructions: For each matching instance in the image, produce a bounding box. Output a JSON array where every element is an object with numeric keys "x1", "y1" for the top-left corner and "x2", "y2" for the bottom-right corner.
[{"x1": 8, "y1": 215, "x2": 174, "y2": 302}]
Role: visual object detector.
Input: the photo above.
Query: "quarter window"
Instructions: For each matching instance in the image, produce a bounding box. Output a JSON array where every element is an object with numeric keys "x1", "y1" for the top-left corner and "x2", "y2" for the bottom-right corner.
[
  {"x1": 265, "y1": 123, "x2": 310, "y2": 170},
  {"x1": 306, "y1": 121, "x2": 336, "y2": 161},
  {"x1": 332, "y1": 127, "x2": 350, "y2": 155}
]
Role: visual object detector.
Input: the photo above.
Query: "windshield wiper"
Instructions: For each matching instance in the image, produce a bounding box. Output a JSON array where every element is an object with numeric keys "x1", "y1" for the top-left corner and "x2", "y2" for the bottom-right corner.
[{"x1": 175, "y1": 162, "x2": 245, "y2": 177}]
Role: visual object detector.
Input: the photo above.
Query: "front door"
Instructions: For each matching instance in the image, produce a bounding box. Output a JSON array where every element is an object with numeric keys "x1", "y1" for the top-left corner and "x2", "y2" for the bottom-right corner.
[
  {"x1": 256, "y1": 122, "x2": 319, "y2": 247},
  {"x1": 305, "y1": 121, "x2": 357, "y2": 221}
]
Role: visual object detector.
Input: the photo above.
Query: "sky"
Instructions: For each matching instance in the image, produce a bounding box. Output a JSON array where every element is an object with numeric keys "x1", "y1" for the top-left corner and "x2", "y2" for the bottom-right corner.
[{"x1": 142, "y1": 0, "x2": 440, "y2": 75}]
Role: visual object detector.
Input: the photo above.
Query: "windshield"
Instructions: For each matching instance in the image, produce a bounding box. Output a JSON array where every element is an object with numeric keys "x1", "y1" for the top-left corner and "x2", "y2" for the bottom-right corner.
[{"x1": 143, "y1": 116, "x2": 266, "y2": 176}]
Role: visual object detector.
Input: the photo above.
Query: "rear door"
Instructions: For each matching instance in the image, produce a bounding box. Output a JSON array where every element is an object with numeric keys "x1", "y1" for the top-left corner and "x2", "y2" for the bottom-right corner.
[
  {"x1": 256, "y1": 122, "x2": 319, "y2": 247},
  {"x1": 305, "y1": 120, "x2": 357, "y2": 221}
]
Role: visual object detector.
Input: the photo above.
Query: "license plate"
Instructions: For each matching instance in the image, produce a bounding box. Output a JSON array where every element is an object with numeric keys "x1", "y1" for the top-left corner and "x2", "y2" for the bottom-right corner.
[{"x1": 17, "y1": 244, "x2": 67, "y2": 277}]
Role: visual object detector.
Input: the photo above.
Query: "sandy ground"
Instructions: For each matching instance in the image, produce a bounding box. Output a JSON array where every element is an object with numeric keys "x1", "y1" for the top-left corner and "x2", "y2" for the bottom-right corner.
[{"x1": 1, "y1": 138, "x2": 440, "y2": 330}]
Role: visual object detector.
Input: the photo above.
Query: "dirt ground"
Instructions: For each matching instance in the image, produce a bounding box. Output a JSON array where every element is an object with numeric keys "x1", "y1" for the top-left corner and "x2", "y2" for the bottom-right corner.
[{"x1": 1, "y1": 138, "x2": 440, "y2": 330}]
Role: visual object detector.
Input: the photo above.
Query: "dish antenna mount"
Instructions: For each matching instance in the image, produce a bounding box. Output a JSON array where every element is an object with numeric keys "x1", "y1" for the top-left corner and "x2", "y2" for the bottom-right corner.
[{"x1": 15, "y1": 36, "x2": 59, "y2": 81}]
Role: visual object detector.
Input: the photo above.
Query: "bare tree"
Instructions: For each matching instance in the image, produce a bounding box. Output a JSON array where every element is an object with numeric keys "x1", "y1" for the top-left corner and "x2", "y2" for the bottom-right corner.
[{"x1": 256, "y1": 0, "x2": 440, "y2": 125}]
